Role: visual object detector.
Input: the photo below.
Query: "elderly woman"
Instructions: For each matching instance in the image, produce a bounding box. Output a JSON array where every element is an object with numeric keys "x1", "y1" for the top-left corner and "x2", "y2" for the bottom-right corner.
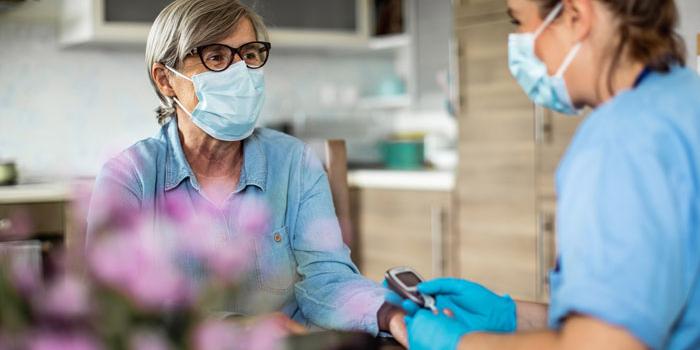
[{"x1": 86, "y1": 0, "x2": 406, "y2": 343}]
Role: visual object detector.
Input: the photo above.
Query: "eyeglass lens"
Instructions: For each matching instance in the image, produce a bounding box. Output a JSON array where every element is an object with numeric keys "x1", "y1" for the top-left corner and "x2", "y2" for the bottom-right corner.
[{"x1": 200, "y1": 42, "x2": 269, "y2": 71}]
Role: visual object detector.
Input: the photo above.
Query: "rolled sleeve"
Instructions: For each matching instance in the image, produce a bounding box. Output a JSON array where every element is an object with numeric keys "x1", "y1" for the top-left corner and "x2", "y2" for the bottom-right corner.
[
  {"x1": 291, "y1": 146, "x2": 385, "y2": 335},
  {"x1": 549, "y1": 136, "x2": 693, "y2": 349}
]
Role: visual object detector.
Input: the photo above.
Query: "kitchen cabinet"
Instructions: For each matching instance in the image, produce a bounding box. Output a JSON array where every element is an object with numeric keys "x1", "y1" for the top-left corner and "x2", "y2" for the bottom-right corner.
[
  {"x1": 0, "y1": 202, "x2": 65, "y2": 239},
  {"x1": 0, "y1": 183, "x2": 81, "y2": 273},
  {"x1": 453, "y1": 0, "x2": 507, "y2": 27},
  {"x1": 60, "y1": 0, "x2": 371, "y2": 48},
  {"x1": 0, "y1": 202, "x2": 65, "y2": 279},
  {"x1": 453, "y1": 0, "x2": 582, "y2": 302},
  {"x1": 351, "y1": 187, "x2": 456, "y2": 282}
]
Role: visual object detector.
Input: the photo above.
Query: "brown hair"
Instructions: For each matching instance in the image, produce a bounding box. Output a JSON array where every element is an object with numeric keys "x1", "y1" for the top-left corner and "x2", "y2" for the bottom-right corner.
[{"x1": 533, "y1": 0, "x2": 686, "y2": 93}]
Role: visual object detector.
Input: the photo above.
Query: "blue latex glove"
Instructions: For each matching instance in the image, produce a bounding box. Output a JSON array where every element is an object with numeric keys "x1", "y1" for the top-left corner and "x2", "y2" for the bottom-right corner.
[
  {"x1": 405, "y1": 309, "x2": 470, "y2": 350},
  {"x1": 412, "y1": 278, "x2": 517, "y2": 333},
  {"x1": 382, "y1": 279, "x2": 406, "y2": 306}
]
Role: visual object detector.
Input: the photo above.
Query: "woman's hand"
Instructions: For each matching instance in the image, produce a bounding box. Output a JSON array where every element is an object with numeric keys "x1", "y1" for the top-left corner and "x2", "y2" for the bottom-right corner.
[
  {"x1": 378, "y1": 302, "x2": 408, "y2": 348},
  {"x1": 264, "y1": 312, "x2": 308, "y2": 335},
  {"x1": 234, "y1": 312, "x2": 307, "y2": 335},
  {"x1": 387, "y1": 308, "x2": 408, "y2": 347}
]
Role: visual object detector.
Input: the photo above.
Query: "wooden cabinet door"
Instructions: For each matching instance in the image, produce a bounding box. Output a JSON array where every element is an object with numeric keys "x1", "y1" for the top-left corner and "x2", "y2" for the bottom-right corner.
[
  {"x1": 454, "y1": 0, "x2": 507, "y2": 25},
  {"x1": 535, "y1": 199, "x2": 557, "y2": 300},
  {"x1": 534, "y1": 108, "x2": 583, "y2": 300},
  {"x1": 455, "y1": 14, "x2": 539, "y2": 301},
  {"x1": 535, "y1": 108, "x2": 584, "y2": 200},
  {"x1": 353, "y1": 189, "x2": 453, "y2": 282}
]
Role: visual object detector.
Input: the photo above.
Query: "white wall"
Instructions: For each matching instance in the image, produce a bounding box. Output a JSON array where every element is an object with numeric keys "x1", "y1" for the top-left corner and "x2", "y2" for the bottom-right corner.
[
  {"x1": 0, "y1": 1, "x2": 395, "y2": 180},
  {"x1": 0, "y1": 19, "x2": 158, "y2": 180}
]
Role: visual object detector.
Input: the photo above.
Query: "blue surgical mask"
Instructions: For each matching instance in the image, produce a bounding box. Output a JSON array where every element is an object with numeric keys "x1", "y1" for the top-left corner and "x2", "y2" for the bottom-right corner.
[
  {"x1": 508, "y1": 3, "x2": 582, "y2": 115},
  {"x1": 167, "y1": 60, "x2": 265, "y2": 141}
]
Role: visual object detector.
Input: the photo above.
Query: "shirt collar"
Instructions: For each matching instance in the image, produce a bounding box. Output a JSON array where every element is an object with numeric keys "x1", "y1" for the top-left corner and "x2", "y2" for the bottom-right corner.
[{"x1": 164, "y1": 119, "x2": 267, "y2": 192}]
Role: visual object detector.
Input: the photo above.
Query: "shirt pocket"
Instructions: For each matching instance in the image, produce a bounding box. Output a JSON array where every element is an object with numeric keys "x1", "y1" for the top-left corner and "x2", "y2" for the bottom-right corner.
[{"x1": 254, "y1": 225, "x2": 297, "y2": 293}]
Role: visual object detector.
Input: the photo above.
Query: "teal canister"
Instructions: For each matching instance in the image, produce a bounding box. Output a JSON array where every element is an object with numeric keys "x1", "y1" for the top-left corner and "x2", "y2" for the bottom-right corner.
[{"x1": 380, "y1": 140, "x2": 425, "y2": 170}]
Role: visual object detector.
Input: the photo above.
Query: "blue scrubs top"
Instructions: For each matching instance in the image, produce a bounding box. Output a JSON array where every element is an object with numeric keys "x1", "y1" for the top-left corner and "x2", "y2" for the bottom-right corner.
[{"x1": 548, "y1": 66, "x2": 700, "y2": 350}]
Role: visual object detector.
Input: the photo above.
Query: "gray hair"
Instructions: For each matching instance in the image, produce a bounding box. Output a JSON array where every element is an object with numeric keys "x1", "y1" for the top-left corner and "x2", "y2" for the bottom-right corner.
[{"x1": 145, "y1": 0, "x2": 268, "y2": 125}]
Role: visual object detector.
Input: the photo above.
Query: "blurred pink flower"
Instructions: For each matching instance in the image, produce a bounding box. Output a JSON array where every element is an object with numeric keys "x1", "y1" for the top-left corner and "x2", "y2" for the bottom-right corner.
[
  {"x1": 125, "y1": 257, "x2": 191, "y2": 310},
  {"x1": 206, "y1": 239, "x2": 253, "y2": 282},
  {"x1": 88, "y1": 231, "x2": 141, "y2": 287},
  {"x1": 236, "y1": 195, "x2": 271, "y2": 238},
  {"x1": 38, "y1": 275, "x2": 90, "y2": 319},
  {"x1": 86, "y1": 181, "x2": 142, "y2": 233},
  {"x1": 163, "y1": 195, "x2": 254, "y2": 283},
  {"x1": 9, "y1": 258, "x2": 41, "y2": 295},
  {"x1": 193, "y1": 317, "x2": 286, "y2": 350},
  {"x1": 88, "y1": 228, "x2": 192, "y2": 311},
  {"x1": 129, "y1": 330, "x2": 172, "y2": 350},
  {"x1": 162, "y1": 191, "x2": 194, "y2": 225},
  {"x1": 193, "y1": 320, "x2": 240, "y2": 350},
  {"x1": 240, "y1": 317, "x2": 286, "y2": 350},
  {"x1": 29, "y1": 331, "x2": 101, "y2": 350}
]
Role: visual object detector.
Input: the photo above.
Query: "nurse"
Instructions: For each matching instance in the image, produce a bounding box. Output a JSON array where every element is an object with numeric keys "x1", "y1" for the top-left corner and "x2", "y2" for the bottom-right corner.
[{"x1": 395, "y1": 0, "x2": 700, "y2": 349}]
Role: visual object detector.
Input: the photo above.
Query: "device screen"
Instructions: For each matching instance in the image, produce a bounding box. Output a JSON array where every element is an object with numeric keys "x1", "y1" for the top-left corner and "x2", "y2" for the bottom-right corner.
[{"x1": 396, "y1": 271, "x2": 422, "y2": 287}]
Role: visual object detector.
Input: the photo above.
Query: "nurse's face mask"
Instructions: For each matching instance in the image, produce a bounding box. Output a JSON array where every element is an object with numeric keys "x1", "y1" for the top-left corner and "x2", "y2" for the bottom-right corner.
[
  {"x1": 508, "y1": 3, "x2": 582, "y2": 115},
  {"x1": 166, "y1": 43, "x2": 267, "y2": 142}
]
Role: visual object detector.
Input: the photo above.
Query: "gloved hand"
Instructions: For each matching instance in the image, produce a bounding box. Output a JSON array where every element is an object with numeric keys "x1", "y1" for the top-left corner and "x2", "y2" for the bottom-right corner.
[
  {"x1": 383, "y1": 279, "x2": 406, "y2": 306},
  {"x1": 413, "y1": 278, "x2": 517, "y2": 333},
  {"x1": 404, "y1": 308, "x2": 470, "y2": 350}
]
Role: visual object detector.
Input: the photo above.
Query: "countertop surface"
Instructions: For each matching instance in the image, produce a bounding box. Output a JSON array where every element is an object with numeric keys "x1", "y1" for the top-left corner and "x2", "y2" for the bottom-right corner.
[
  {"x1": 0, "y1": 182, "x2": 73, "y2": 204},
  {"x1": 347, "y1": 169, "x2": 455, "y2": 191},
  {"x1": 0, "y1": 169, "x2": 455, "y2": 204}
]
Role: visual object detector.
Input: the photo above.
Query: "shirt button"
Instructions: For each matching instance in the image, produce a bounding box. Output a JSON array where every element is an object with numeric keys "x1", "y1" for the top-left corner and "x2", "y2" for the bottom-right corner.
[{"x1": 274, "y1": 232, "x2": 282, "y2": 242}]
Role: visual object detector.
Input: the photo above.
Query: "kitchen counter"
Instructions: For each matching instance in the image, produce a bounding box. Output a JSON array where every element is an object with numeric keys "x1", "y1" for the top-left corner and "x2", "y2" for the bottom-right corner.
[
  {"x1": 347, "y1": 169, "x2": 454, "y2": 191},
  {"x1": 0, "y1": 182, "x2": 74, "y2": 204},
  {"x1": 0, "y1": 169, "x2": 456, "y2": 204}
]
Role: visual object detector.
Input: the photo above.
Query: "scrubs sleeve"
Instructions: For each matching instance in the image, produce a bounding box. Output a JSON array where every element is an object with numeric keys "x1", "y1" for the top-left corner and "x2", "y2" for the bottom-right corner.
[
  {"x1": 291, "y1": 146, "x2": 385, "y2": 335},
  {"x1": 86, "y1": 153, "x2": 143, "y2": 245},
  {"x1": 548, "y1": 137, "x2": 694, "y2": 350}
]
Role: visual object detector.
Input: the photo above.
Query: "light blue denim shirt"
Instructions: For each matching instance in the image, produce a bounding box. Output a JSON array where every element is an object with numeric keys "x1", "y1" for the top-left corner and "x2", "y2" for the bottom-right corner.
[{"x1": 86, "y1": 118, "x2": 386, "y2": 334}]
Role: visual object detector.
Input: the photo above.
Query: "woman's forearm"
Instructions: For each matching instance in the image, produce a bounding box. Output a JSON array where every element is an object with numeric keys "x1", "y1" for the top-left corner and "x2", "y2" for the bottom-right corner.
[
  {"x1": 515, "y1": 301, "x2": 549, "y2": 331},
  {"x1": 458, "y1": 330, "x2": 559, "y2": 350},
  {"x1": 458, "y1": 316, "x2": 646, "y2": 350}
]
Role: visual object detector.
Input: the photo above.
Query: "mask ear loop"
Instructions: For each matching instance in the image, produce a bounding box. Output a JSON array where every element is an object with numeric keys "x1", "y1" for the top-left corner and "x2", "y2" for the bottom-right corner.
[
  {"x1": 165, "y1": 65, "x2": 193, "y2": 82},
  {"x1": 555, "y1": 43, "x2": 582, "y2": 78},
  {"x1": 164, "y1": 65, "x2": 195, "y2": 118},
  {"x1": 534, "y1": 2, "x2": 564, "y2": 38},
  {"x1": 171, "y1": 97, "x2": 194, "y2": 118}
]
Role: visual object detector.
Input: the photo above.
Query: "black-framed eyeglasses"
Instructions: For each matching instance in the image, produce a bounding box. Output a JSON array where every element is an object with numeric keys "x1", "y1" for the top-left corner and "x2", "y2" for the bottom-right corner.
[{"x1": 189, "y1": 41, "x2": 271, "y2": 71}]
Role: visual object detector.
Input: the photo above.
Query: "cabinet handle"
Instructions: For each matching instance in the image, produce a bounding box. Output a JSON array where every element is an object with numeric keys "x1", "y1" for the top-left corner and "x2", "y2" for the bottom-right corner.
[
  {"x1": 534, "y1": 105, "x2": 553, "y2": 144},
  {"x1": 431, "y1": 206, "x2": 445, "y2": 277},
  {"x1": 536, "y1": 212, "x2": 555, "y2": 300}
]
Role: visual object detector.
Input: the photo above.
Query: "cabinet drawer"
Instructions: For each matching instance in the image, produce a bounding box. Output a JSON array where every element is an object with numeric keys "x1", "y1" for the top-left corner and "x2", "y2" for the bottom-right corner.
[{"x1": 0, "y1": 203, "x2": 65, "y2": 238}]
